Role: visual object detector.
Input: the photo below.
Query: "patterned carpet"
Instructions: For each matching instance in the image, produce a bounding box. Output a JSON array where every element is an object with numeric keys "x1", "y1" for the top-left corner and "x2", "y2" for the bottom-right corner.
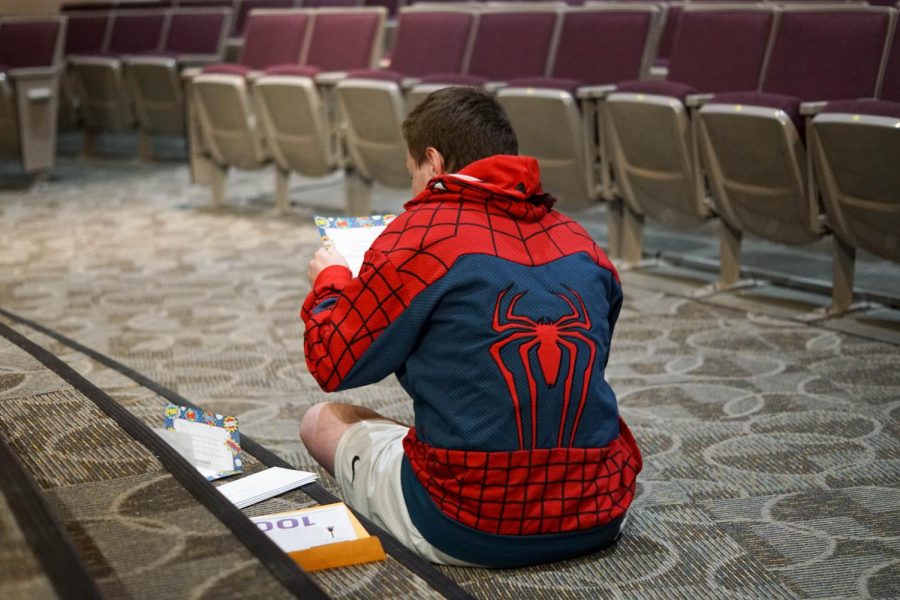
[{"x1": 0, "y1": 158, "x2": 898, "y2": 599}]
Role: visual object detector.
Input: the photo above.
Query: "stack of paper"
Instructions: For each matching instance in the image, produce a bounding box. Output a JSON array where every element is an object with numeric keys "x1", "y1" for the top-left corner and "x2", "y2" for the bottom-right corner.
[{"x1": 217, "y1": 467, "x2": 318, "y2": 509}]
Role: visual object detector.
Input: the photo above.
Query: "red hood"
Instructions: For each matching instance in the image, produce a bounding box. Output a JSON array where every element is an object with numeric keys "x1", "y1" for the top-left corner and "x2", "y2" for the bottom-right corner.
[{"x1": 405, "y1": 155, "x2": 556, "y2": 222}]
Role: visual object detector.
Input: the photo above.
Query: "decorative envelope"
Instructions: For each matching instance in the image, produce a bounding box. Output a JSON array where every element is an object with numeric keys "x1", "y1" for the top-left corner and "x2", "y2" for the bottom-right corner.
[{"x1": 164, "y1": 404, "x2": 242, "y2": 481}]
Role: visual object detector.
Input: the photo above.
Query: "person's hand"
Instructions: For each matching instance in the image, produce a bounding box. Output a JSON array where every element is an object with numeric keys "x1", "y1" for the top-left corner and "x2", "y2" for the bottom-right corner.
[{"x1": 308, "y1": 246, "x2": 350, "y2": 285}]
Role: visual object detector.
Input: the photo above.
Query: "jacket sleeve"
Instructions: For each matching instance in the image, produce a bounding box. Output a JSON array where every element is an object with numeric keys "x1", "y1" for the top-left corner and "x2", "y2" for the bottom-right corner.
[{"x1": 301, "y1": 249, "x2": 417, "y2": 392}]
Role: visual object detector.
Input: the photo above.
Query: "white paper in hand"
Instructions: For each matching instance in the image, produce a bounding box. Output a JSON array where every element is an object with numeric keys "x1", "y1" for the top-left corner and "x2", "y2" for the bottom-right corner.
[{"x1": 314, "y1": 215, "x2": 395, "y2": 276}]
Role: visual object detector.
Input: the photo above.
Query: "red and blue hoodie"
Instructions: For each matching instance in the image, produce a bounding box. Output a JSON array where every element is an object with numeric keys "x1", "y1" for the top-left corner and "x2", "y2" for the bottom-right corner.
[{"x1": 301, "y1": 155, "x2": 641, "y2": 567}]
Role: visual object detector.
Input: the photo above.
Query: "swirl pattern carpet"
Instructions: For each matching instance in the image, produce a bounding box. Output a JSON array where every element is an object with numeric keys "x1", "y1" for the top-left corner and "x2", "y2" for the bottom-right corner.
[{"x1": 0, "y1": 159, "x2": 897, "y2": 599}]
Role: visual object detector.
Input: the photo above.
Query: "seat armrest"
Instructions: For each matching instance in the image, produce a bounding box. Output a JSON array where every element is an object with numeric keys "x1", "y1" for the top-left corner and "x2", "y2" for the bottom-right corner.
[
  {"x1": 799, "y1": 101, "x2": 828, "y2": 116},
  {"x1": 315, "y1": 71, "x2": 348, "y2": 86},
  {"x1": 26, "y1": 87, "x2": 53, "y2": 102},
  {"x1": 400, "y1": 77, "x2": 421, "y2": 91},
  {"x1": 649, "y1": 65, "x2": 668, "y2": 80},
  {"x1": 576, "y1": 84, "x2": 617, "y2": 100},
  {"x1": 126, "y1": 55, "x2": 178, "y2": 68},
  {"x1": 181, "y1": 66, "x2": 203, "y2": 81},
  {"x1": 6, "y1": 68, "x2": 59, "y2": 103},
  {"x1": 685, "y1": 93, "x2": 714, "y2": 108},
  {"x1": 7, "y1": 66, "x2": 61, "y2": 81},
  {"x1": 245, "y1": 70, "x2": 265, "y2": 83}
]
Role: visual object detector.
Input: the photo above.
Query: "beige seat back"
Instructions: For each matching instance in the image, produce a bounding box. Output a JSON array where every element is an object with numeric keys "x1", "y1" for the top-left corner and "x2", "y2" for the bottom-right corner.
[{"x1": 337, "y1": 6, "x2": 477, "y2": 188}]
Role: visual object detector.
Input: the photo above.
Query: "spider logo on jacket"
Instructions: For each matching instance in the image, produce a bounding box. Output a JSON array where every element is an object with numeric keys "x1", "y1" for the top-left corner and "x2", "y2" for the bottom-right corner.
[{"x1": 489, "y1": 285, "x2": 597, "y2": 450}]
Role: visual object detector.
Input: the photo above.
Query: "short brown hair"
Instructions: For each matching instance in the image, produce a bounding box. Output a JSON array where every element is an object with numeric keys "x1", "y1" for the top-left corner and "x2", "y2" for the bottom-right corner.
[{"x1": 402, "y1": 87, "x2": 518, "y2": 173}]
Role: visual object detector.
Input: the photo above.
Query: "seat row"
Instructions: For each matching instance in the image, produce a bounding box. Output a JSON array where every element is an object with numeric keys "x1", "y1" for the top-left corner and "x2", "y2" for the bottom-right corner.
[
  {"x1": 187, "y1": 3, "x2": 664, "y2": 212},
  {"x1": 186, "y1": 2, "x2": 900, "y2": 318},
  {"x1": 188, "y1": 6, "x2": 387, "y2": 211},
  {"x1": 0, "y1": 15, "x2": 66, "y2": 175},
  {"x1": 599, "y1": 3, "x2": 900, "y2": 316},
  {"x1": 63, "y1": 6, "x2": 234, "y2": 155}
]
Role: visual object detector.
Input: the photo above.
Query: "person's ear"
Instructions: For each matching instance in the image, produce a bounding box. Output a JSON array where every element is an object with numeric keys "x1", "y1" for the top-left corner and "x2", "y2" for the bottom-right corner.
[{"x1": 424, "y1": 147, "x2": 445, "y2": 176}]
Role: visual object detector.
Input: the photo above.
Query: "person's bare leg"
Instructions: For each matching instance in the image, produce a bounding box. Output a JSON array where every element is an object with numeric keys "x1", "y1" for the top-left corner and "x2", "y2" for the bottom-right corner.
[{"x1": 299, "y1": 402, "x2": 400, "y2": 475}]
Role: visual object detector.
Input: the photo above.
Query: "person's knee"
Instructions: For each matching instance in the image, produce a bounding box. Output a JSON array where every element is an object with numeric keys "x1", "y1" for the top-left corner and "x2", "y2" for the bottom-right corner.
[{"x1": 299, "y1": 401, "x2": 331, "y2": 448}]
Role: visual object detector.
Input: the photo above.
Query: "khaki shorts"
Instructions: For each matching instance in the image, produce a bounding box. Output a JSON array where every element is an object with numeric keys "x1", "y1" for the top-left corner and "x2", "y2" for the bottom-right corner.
[{"x1": 334, "y1": 419, "x2": 480, "y2": 567}]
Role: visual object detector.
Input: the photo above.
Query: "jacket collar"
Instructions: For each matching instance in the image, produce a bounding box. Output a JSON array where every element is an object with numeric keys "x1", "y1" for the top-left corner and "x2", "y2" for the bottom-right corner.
[{"x1": 405, "y1": 155, "x2": 556, "y2": 222}]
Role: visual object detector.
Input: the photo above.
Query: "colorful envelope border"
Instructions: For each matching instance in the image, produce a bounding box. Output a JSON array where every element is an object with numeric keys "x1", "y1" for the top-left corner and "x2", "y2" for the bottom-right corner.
[{"x1": 164, "y1": 403, "x2": 242, "y2": 480}]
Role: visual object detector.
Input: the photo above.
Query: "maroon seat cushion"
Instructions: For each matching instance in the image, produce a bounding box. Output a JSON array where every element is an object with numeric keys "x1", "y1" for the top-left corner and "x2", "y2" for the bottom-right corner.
[
  {"x1": 613, "y1": 79, "x2": 699, "y2": 102},
  {"x1": 418, "y1": 73, "x2": 488, "y2": 87},
  {"x1": 262, "y1": 64, "x2": 321, "y2": 77},
  {"x1": 822, "y1": 99, "x2": 900, "y2": 119},
  {"x1": 232, "y1": 0, "x2": 295, "y2": 37},
  {"x1": 465, "y1": 11, "x2": 558, "y2": 81},
  {"x1": 64, "y1": 14, "x2": 110, "y2": 55},
  {"x1": 667, "y1": 9, "x2": 775, "y2": 94},
  {"x1": 343, "y1": 69, "x2": 405, "y2": 83},
  {"x1": 201, "y1": 63, "x2": 252, "y2": 76},
  {"x1": 710, "y1": 91, "x2": 804, "y2": 135},
  {"x1": 305, "y1": 12, "x2": 382, "y2": 72},
  {"x1": 551, "y1": 9, "x2": 655, "y2": 85},
  {"x1": 761, "y1": 10, "x2": 890, "y2": 102},
  {"x1": 0, "y1": 20, "x2": 62, "y2": 68},
  {"x1": 106, "y1": 13, "x2": 167, "y2": 55},
  {"x1": 504, "y1": 77, "x2": 581, "y2": 96},
  {"x1": 164, "y1": 11, "x2": 229, "y2": 55},
  {"x1": 240, "y1": 13, "x2": 309, "y2": 70},
  {"x1": 388, "y1": 11, "x2": 473, "y2": 78}
]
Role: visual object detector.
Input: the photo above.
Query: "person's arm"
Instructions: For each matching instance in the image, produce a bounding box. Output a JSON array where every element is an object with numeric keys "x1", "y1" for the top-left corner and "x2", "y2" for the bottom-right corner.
[{"x1": 301, "y1": 248, "x2": 419, "y2": 392}]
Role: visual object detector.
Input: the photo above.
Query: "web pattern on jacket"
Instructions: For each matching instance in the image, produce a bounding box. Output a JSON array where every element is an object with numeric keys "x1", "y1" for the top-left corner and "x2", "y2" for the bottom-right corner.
[
  {"x1": 303, "y1": 188, "x2": 617, "y2": 392},
  {"x1": 404, "y1": 420, "x2": 641, "y2": 535}
]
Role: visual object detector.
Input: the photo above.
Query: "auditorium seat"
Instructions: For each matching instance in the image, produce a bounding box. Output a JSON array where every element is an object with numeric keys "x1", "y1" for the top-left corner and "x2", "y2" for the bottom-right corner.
[
  {"x1": 124, "y1": 7, "x2": 232, "y2": 156},
  {"x1": 224, "y1": 0, "x2": 297, "y2": 62},
  {"x1": 697, "y1": 5, "x2": 895, "y2": 307},
  {"x1": 249, "y1": 7, "x2": 386, "y2": 213},
  {"x1": 603, "y1": 5, "x2": 776, "y2": 268},
  {"x1": 67, "y1": 8, "x2": 169, "y2": 150},
  {"x1": 0, "y1": 16, "x2": 66, "y2": 175},
  {"x1": 408, "y1": 4, "x2": 561, "y2": 104},
  {"x1": 496, "y1": 4, "x2": 663, "y2": 209},
  {"x1": 58, "y1": 10, "x2": 110, "y2": 130},
  {"x1": 647, "y1": 1, "x2": 681, "y2": 78},
  {"x1": 189, "y1": 9, "x2": 312, "y2": 209},
  {"x1": 335, "y1": 6, "x2": 477, "y2": 197},
  {"x1": 61, "y1": 10, "x2": 110, "y2": 55},
  {"x1": 806, "y1": 19, "x2": 900, "y2": 313},
  {"x1": 191, "y1": 8, "x2": 385, "y2": 212}
]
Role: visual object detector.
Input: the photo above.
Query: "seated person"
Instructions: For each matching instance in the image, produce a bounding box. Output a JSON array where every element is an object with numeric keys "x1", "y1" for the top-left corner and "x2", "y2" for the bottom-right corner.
[{"x1": 299, "y1": 87, "x2": 641, "y2": 567}]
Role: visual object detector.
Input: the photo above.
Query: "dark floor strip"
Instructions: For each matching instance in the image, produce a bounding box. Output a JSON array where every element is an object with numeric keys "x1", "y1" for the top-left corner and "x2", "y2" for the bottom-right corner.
[
  {"x1": 0, "y1": 319, "x2": 330, "y2": 600},
  {"x1": 0, "y1": 432, "x2": 103, "y2": 600},
  {"x1": 0, "y1": 307, "x2": 474, "y2": 600}
]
